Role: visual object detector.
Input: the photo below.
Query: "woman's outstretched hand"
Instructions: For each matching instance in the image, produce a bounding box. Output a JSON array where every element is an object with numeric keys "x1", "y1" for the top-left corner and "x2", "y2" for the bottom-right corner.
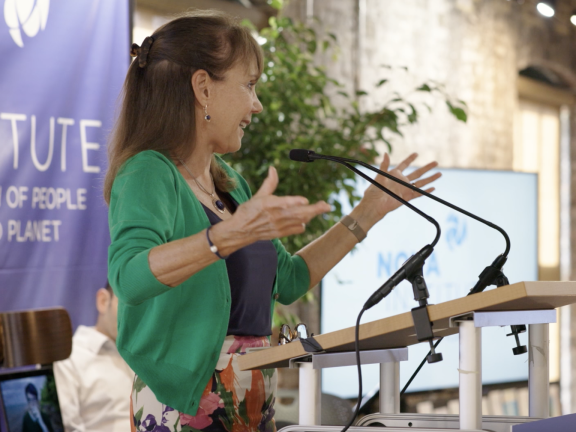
[
  {"x1": 149, "y1": 166, "x2": 330, "y2": 288},
  {"x1": 352, "y1": 153, "x2": 441, "y2": 231},
  {"x1": 220, "y1": 166, "x2": 331, "y2": 243}
]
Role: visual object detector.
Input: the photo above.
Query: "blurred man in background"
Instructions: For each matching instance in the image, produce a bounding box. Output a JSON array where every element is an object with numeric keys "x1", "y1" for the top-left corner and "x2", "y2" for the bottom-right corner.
[{"x1": 54, "y1": 282, "x2": 133, "y2": 432}]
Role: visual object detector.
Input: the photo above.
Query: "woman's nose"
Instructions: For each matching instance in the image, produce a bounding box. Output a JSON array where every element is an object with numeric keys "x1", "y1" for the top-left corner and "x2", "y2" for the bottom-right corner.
[{"x1": 252, "y1": 94, "x2": 263, "y2": 114}]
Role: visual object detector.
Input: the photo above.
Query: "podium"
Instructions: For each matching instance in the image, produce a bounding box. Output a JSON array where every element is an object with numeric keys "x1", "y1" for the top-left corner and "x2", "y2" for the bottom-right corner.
[{"x1": 239, "y1": 281, "x2": 576, "y2": 431}]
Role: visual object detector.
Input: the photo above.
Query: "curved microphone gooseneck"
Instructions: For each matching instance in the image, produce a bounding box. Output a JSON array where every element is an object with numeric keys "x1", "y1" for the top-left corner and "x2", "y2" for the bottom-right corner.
[
  {"x1": 327, "y1": 150, "x2": 521, "y2": 396},
  {"x1": 290, "y1": 149, "x2": 510, "y2": 262},
  {"x1": 290, "y1": 149, "x2": 444, "y2": 432},
  {"x1": 291, "y1": 149, "x2": 518, "y2": 404},
  {"x1": 324, "y1": 156, "x2": 441, "y2": 248}
]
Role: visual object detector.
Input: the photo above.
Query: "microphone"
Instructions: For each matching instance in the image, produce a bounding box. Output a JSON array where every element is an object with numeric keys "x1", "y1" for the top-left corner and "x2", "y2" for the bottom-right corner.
[
  {"x1": 289, "y1": 149, "x2": 511, "y2": 293},
  {"x1": 289, "y1": 149, "x2": 317, "y2": 162},
  {"x1": 289, "y1": 149, "x2": 441, "y2": 249},
  {"x1": 363, "y1": 244, "x2": 433, "y2": 310},
  {"x1": 290, "y1": 149, "x2": 443, "y2": 363},
  {"x1": 291, "y1": 149, "x2": 525, "y2": 357}
]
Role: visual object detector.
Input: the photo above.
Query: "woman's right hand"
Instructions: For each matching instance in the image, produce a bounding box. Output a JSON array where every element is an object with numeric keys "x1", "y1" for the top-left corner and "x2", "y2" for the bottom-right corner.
[
  {"x1": 148, "y1": 166, "x2": 329, "y2": 289},
  {"x1": 211, "y1": 166, "x2": 331, "y2": 251}
]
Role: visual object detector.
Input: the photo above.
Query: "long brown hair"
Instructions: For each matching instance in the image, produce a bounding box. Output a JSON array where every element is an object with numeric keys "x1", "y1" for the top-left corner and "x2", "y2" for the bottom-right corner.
[{"x1": 104, "y1": 10, "x2": 263, "y2": 204}]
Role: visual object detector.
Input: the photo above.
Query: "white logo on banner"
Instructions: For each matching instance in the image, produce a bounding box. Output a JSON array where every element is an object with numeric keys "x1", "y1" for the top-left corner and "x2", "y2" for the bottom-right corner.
[{"x1": 3, "y1": 0, "x2": 49, "y2": 48}]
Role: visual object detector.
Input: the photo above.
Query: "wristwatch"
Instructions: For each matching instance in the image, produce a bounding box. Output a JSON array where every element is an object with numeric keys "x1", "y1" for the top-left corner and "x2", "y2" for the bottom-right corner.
[{"x1": 340, "y1": 215, "x2": 367, "y2": 242}]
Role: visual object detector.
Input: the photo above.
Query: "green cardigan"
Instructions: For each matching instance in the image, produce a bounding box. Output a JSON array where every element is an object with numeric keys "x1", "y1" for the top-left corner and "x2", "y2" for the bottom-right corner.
[{"x1": 108, "y1": 150, "x2": 310, "y2": 415}]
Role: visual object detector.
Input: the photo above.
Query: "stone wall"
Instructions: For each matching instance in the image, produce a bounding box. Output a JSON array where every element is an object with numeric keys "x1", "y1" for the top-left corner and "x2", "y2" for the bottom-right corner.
[
  {"x1": 283, "y1": 0, "x2": 576, "y2": 412},
  {"x1": 286, "y1": 0, "x2": 576, "y2": 168}
]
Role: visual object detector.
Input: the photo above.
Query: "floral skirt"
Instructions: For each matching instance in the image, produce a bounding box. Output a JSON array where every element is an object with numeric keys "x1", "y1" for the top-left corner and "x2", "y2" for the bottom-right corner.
[{"x1": 130, "y1": 335, "x2": 277, "y2": 432}]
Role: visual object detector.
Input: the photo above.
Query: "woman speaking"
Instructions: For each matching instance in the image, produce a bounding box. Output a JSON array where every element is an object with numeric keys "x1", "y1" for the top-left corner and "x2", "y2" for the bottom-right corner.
[{"x1": 105, "y1": 9, "x2": 439, "y2": 432}]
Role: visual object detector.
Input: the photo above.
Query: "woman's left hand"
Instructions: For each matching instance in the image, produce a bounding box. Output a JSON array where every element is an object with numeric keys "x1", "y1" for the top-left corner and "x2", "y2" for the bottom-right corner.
[{"x1": 352, "y1": 152, "x2": 441, "y2": 230}]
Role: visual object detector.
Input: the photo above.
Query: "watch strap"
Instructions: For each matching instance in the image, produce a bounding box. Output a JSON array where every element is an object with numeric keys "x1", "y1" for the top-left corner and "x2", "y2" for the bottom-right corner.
[{"x1": 340, "y1": 215, "x2": 366, "y2": 243}]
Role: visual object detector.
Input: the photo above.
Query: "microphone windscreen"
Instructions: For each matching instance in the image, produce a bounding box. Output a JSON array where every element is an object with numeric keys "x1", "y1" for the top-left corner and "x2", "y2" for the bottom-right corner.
[{"x1": 289, "y1": 149, "x2": 314, "y2": 162}]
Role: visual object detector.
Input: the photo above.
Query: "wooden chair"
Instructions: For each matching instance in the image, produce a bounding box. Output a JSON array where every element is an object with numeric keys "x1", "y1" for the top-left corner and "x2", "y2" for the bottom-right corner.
[{"x1": 0, "y1": 307, "x2": 72, "y2": 368}]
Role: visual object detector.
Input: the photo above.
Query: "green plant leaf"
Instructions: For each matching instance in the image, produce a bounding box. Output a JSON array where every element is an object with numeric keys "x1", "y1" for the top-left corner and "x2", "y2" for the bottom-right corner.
[
  {"x1": 133, "y1": 376, "x2": 147, "y2": 393},
  {"x1": 269, "y1": 0, "x2": 284, "y2": 10},
  {"x1": 446, "y1": 101, "x2": 468, "y2": 122},
  {"x1": 240, "y1": 18, "x2": 257, "y2": 31},
  {"x1": 224, "y1": 13, "x2": 465, "y2": 258},
  {"x1": 134, "y1": 407, "x2": 144, "y2": 424}
]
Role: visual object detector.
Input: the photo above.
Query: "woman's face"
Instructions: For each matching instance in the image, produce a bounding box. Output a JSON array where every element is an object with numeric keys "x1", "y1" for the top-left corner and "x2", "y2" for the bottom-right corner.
[{"x1": 203, "y1": 59, "x2": 263, "y2": 154}]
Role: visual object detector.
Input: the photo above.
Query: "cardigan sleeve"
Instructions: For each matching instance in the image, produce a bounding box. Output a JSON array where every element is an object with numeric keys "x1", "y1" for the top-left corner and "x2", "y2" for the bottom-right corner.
[
  {"x1": 108, "y1": 153, "x2": 176, "y2": 306},
  {"x1": 272, "y1": 239, "x2": 311, "y2": 305}
]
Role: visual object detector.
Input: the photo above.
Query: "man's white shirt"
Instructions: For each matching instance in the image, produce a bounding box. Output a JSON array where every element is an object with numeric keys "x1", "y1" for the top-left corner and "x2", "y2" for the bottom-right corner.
[{"x1": 53, "y1": 325, "x2": 134, "y2": 432}]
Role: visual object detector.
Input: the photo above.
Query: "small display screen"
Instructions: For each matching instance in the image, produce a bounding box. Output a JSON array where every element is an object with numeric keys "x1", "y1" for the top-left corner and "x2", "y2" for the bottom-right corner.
[
  {"x1": 0, "y1": 368, "x2": 64, "y2": 432},
  {"x1": 321, "y1": 168, "x2": 538, "y2": 397}
]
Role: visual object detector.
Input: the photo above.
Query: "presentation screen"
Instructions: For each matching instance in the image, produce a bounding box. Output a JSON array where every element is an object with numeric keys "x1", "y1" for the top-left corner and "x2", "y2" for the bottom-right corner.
[{"x1": 321, "y1": 168, "x2": 537, "y2": 398}]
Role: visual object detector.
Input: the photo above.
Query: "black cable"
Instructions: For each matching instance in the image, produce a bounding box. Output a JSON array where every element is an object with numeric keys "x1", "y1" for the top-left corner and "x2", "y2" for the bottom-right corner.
[
  {"x1": 328, "y1": 155, "x2": 510, "y2": 257},
  {"x1": 401, "y1": 287, "x2": 479, "y2": 395},
  {"x1": 340, "y1": 306, "x2": 367, "y2": 432},
  {"x1": 325, "y1": 157, "x2": 441, "y2": 248},
  {"x1": 400, "y1": 338, "x2": 443, "y2": 395},
  {"x1": 327, "y1": 154, "x2": 441, "y2": 407},
  {"x1": 309, "y1": 151, "x2": 441, "y2": 414}
]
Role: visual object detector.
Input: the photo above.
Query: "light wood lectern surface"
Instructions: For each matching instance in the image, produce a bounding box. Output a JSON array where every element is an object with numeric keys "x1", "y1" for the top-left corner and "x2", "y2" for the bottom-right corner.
[{"x1": 239, "y1": 281, "x2": 576, "y2": 371}]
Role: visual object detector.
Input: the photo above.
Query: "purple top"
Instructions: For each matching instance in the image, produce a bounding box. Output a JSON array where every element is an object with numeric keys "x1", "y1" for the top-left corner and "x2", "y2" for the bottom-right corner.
[{"x1": 201, "y1": 194, "x2": 278, "y2": 336}]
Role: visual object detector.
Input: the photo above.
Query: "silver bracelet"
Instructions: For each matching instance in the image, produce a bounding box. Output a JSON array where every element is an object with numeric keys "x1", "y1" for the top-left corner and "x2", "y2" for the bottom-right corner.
[{"x1": 206, "y1": 226, "x2": 228, "y2": 259}]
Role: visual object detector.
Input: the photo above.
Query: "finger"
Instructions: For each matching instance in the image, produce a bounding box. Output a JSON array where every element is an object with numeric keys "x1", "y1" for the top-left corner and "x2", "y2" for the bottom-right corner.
[
  {"x1": 261, "y1": 195, "x2": 309, "y2": 208},
  {"x1": 289, "y1": 201, "x2": 331, "y2": 220},
  {"x1": 411, "y1": 187, "x2": 435, "y2": 199},
  {"x1": 254, "y1": 218, "x2": 307, "y2": 239},
  {"x1": 270, "y1": 201, "x2": 330, "y2": 224},
  {"x1": 278, "y1": 223, "x2": 308, "y2": 237},
  {"x1": 373, "y1": 153, "x2": 391, "y2": 184},
  {"x1": 379, "y1": 153, "x2": 391, "y2": 172},
  {"x1": 253, "y1": 166, "x2": 278, "y2": 198},
  {"x1": 273, "y1": 219, "x2": 309, "y2": 233},
  {"x1": 412, "y1": 172, "x2": 442, "y2": 189},
  {"x1": 395, "y1": 153, "x2": 418, "y2": 172},
  {"x1": 407, "y1": 161, "x2": 439, "y2": 181}
]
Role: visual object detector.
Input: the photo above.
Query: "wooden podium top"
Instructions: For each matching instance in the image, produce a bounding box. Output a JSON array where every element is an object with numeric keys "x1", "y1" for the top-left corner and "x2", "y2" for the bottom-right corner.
[{"x1": 239, "y1": 281, "x2": 576, "y2": 371}]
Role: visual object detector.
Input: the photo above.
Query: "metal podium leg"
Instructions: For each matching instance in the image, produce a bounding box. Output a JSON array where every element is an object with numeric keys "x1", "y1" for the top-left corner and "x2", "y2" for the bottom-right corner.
[
  {"x1": 529, "y1": 323, "x2": 550, "y2": 418},
  {"x1": 379, "y1": 361, "x2": 400, "y2": 414},
  {"x1": 298, "y1": 361, "x2": 321, "y2": 425},
  {"x1": 458, "y1": 320, "x2": 482, "y2": 431}
]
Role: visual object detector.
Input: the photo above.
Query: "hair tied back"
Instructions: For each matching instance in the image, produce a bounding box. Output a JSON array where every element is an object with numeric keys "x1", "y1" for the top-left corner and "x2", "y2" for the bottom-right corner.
[{"x1": 130, "y1": 36, "x2": 155, "y2": 68}]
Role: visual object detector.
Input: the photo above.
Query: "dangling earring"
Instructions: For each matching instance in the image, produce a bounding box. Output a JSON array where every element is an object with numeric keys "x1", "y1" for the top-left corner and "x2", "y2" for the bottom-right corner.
[{"x1": 204, "y1": 105, "x2": 211, "y2": 122}]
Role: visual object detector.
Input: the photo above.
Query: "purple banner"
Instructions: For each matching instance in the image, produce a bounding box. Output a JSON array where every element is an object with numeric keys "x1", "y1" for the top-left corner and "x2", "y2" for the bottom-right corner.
[{"x1": 0, "y1": 0, "x2": 129, "y2": 327}]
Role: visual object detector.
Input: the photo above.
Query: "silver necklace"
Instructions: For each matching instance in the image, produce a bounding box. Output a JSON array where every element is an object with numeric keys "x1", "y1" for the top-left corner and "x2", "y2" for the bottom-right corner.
[{"x1": 178, "y1": 158, "x2": 226, "y2": 214}]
